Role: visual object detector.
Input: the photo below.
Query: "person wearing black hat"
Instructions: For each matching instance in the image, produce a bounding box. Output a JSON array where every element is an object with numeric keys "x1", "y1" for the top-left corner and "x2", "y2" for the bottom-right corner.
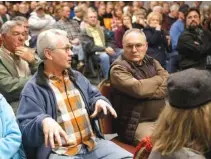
[
  {"x1": 167, "y1": 4, "x2": 189, "y2": 73},
  {"x1": 148, "y1": 68, "x2": 211, "y2": 159},
  {"x1": 177, "y1": 7, "x2": 211, "y2": 70}
]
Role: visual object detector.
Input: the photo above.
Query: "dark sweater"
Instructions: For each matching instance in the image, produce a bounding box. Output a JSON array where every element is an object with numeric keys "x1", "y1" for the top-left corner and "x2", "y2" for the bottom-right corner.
[{"x1": 177, "y1": 27, "x2": 211, "y2": 70}]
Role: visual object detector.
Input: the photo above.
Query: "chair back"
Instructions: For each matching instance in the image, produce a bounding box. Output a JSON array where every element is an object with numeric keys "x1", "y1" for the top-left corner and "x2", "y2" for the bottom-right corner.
[
  {"x1": 98, "y1": 79, "x2": 136, "y2": 154},
  {"x1": 98, "y1": 79, "x2": 114, "y2": 134}
]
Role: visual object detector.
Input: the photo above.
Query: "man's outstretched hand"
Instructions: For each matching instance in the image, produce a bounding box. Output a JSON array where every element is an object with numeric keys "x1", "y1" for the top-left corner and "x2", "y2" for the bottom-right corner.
[{"x1": 90, "y1": 99, "x2": 117, "y2": 118}]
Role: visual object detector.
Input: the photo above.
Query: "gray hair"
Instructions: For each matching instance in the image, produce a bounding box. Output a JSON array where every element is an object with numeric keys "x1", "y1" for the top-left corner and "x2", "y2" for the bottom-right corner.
[
  {"x1": 87, "y1": 7, "x2": 97, "y2": 15},
  {"x1": 153, "y1": 5, "x2": 163, "y2": 13},
  {"x1": 1, "y1": 20, "x2": 24, "y2": 34},
  {"x1": 12, "y1": 16, "x2": 27, "y2": 22},
  {"x1": 170, "y1": 4, "x2": 179, "y2": 12},
  {"x1": 123, "y1": 28, "x2": 146, "y2": 43},
  {"x1": 36, "y1": 29, "x2": 67, "y2": 60},
  {"x1": 74, "y1": 6, "x2": 82, "y2": 12}
]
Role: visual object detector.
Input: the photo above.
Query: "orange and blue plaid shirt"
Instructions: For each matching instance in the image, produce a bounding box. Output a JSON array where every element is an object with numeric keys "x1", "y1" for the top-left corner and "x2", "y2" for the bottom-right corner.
[{"x1": 45, "y1": 70, "x2": 96, "y2": 156}]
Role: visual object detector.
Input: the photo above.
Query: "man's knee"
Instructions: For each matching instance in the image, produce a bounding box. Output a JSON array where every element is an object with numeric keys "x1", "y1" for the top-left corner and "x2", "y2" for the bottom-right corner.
[
  {"x1": 93, "y1": 139, "x2": 133, "y2": 159},
  {"x1": 133, "y1": 121, "x2": 156, "y2": 145},
  {"x1": 98, "y1": 52, "x2": 110, "y2": 62}
]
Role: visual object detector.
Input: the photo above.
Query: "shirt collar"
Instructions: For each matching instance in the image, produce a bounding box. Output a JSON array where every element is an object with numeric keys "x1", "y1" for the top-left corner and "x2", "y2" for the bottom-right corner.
[
  {"x1": 1, "y1": 45, "x2": 13, "y2": 56},
  {"x1": 87, "y1": 25, "x2": 97, "y2": 30},
  {"x1": 44, "y1": 69, "x2": 69, "y2": 82},
  {"x1": 1, "y1": 45, "x2": 20, "y2": 61}
]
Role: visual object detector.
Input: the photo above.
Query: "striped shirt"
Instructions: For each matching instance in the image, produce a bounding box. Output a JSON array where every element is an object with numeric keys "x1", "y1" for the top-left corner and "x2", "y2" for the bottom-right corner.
[
  {"x1": 55, "y1": 19, "x2": 81, "y2": 41},
  {"x1": 46, "y1": 71, "x2": 96, "y2": 156}
]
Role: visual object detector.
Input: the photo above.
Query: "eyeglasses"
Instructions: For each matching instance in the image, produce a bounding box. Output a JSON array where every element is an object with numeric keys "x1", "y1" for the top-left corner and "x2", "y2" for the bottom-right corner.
[
  {"x1": 125, "y1": 43, "x2": 145, "y2": 50},
  {"x1": 52, "y1": 46, "x2": 73, "y2": 52}
]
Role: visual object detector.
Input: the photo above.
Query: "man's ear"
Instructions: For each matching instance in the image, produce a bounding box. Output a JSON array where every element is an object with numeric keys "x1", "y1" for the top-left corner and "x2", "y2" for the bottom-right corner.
[
  {"x1": 145, "y1": 42, "x2": 148, "y2": 50},
  {"x1": 44, "y1": 49, "x2": 53, "y2": 60},
  {"x1": 1, "y1": 34, "x2": 6, "y2": 41}
]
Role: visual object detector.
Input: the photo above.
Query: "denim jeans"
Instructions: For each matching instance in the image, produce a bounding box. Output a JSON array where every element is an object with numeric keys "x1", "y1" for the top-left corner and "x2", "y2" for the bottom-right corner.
[
  {"x1": 94, "y1": 50, "x2": 122, "y2": 79},
  {"x1": 166, "y1": 51, "x2": 181, "y2": 73},
  {"x1": 49, "y1": 139, "x2": 133, "y2": 159},
  {"x1": 72, "y1": 44, "x2": 85, "y2": 61}
]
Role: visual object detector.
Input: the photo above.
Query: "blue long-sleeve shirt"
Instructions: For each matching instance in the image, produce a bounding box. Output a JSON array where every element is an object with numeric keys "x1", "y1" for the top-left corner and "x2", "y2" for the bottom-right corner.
[
  {"x1": 170, "y1": 19, "x2": 184, "y2": 51},
  {"x1": 0, "y1": 94, "x2": 25, "y2": 159}
]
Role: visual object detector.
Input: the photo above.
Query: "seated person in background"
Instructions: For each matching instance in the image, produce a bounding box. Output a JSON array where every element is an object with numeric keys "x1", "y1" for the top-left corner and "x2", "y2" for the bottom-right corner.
[
  {"x1": 115, "y1": 13, "x2": 132, "y2": 49},
  {"x1": 132, "y1": 9, "x2": 147, "y2": 30},
  {"x1": 177, "y1": 8, "x2": 211, "y2": 70},
  {"x1": 28, "y1": 3, "x2": 55, "y2": 48},
  {"x1": 17, "y1": 29, "x2": 133, "y2": 159},
  {"x1": 0, "y1": 20, "x2": 40, "y2": 113},
  {"x1": 143, "y1": 12, "x2": 170, "y2": 69},
  {"x1": 81, "y1": 7, "x2": 121, "y2": 79},
  {"x1": 167, "y1": 5, "x2": 189, "y2": 73},
  {"x1": 109, "y1": 29, "x2": 168, "y2": 145},
  {"x1": 0, "y1": 4, "x2": 10, "y2": 27},
  {"x1": 55, "y1": 6, "x2": 85, "y2": 69},
  {"x1": 97, "y1": 4, "x2": 106, "y2": 27},
  {"x1": 152, "y1": 5, "x2": 163, "y2": 15},
  {"x1": 73, "y1": 6, "x2": 83, "y2": 25},
  {"x1": 0, "y1": 94, "x2": 25, "y2": 159},
  {"x1": 161, "y1": 3, "x2": 179, "y2": 33},
  {"x1": 103, "y1": 2, "x2": 113, "y2": 30},
  {"x1": 12, "y1": 16, "x2": 31, "y2": 48},
  {"x1": 148, "y1": 68, "x2": 211, "y2": 159},
  {"x1": 111, "y1": 6, "x2": 123, "y2": 32}
]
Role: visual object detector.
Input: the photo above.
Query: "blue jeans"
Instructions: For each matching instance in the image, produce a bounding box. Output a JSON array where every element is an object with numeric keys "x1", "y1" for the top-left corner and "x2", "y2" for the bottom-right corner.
[
  {"x1": 49, "y1": 139, "x2": 133, "y2": 159},
  {"x1": 94, "y1": 51, "x2": 122, "y2": 79},
  {"x1": 166, "y1": 51, "x2": 181, "y2": 73},
  {"x1": 72, "y1": 44, "x2": 85, "y2": 61}
]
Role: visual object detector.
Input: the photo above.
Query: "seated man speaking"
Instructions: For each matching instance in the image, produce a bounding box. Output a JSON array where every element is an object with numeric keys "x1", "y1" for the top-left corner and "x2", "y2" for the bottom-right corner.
[
  {"x1": 109, "y1": 29, "x2": 168, "y2": 145},
  {"x1": 17, "y1": 29, "x2": 132, "y2": 159}
]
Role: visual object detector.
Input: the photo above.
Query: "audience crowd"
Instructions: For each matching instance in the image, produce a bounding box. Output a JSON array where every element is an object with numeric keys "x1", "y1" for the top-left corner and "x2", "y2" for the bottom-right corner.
[{"x1": 1, "y1": 1, "x2": 211, "y2": 159}]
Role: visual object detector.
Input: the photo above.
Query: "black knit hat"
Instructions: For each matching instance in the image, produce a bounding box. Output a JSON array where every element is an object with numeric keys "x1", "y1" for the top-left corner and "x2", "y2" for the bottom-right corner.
[{"x1": 167, "y1": 68, "x2": 211, "y2": 109}]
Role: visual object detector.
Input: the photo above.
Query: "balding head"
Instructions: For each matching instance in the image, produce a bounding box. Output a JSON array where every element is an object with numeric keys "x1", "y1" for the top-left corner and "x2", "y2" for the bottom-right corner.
[
  {"x1": 123, "y1": 29, "x2": 148, "y2": 64},
  {"x1": 123, "y1": 29, "x2": 146, "y2": 45}
]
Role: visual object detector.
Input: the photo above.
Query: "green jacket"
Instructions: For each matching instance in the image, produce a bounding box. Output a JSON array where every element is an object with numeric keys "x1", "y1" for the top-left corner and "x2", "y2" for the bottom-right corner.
[{"x1": 0, "y1": 49, "x2": 40, "y2": 113}]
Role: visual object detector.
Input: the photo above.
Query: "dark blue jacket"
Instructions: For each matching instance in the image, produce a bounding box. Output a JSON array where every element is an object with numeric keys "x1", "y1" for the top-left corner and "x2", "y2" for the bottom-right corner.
[
  {"x1": 143, "y1": 26, "x2": 169, "y2": 68},
  {"x1": 17, "y1": 63, "x2": 108, "y2": 159}
]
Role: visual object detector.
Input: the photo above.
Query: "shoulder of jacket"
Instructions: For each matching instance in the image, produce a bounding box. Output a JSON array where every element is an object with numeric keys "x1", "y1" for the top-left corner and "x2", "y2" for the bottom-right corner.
[{"x1": 111, "y1": 59, "x2": 131, "y2": 72}]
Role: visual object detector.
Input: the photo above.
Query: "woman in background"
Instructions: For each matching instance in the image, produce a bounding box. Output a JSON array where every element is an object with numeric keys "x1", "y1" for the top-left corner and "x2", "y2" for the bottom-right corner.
[
  {"x1": 143, "y1": 12, "x2": 170, "y2": 69},
  {"x1": 114, "y1": 13, "x2": 132, "y2": 48}
]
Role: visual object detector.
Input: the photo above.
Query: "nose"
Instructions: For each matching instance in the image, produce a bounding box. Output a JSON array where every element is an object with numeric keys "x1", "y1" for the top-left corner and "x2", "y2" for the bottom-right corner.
[
  {"x1": 19, "y1": 34, "x2": 25, "y2": 41},
  {"x1": 67, "y1": 49, "x2": 73, "y2": 56},
  {"x1": 132, "y1": 45, "x2": 137, "y2": 52}
]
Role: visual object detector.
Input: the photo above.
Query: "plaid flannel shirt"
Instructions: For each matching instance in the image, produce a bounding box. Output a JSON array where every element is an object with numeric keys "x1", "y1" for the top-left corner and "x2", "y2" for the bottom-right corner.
[{"x1": 46, "y1": 71, "x2": 96, "y2": 156}]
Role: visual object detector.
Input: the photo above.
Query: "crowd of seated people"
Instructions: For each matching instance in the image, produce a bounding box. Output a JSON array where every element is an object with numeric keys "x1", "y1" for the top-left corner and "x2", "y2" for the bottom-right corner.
[
  {"x1": 1, "y1": 1, "x2": 211, "y2": 159},
  {"x1": 0, "y1": 1, "x2": 209, "y2": 76}
]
